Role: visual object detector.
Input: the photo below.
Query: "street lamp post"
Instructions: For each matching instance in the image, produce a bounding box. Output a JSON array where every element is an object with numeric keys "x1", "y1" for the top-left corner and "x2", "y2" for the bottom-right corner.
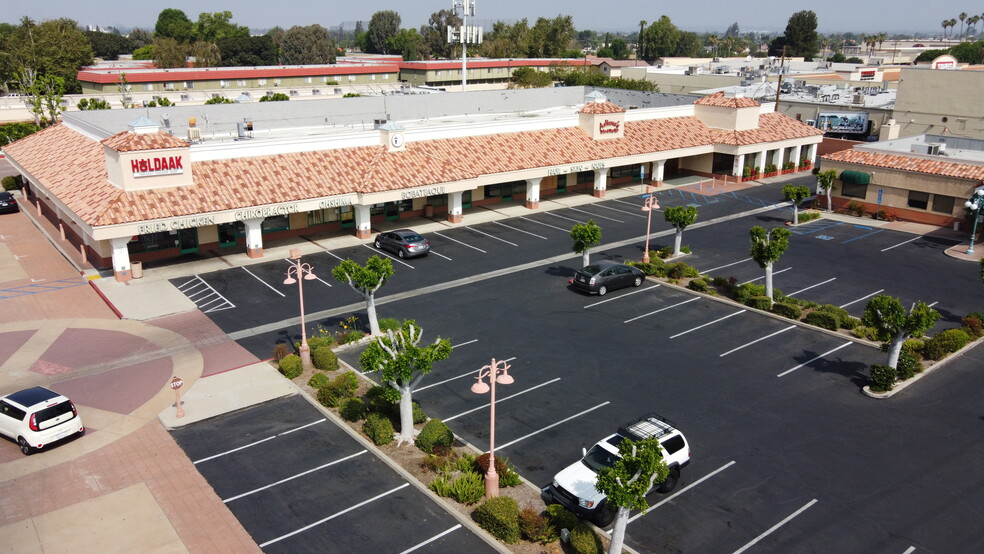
[
  {"x1": 641, "y1": 187, "x2": 660, "y2": 263},
  {"x1": 964, "y1": 189, "x2": 984, "y2": 254},
  {"x1": 284, "y1": 248, "x2": 317, "y2": 371},
  {"x1": 471, "y1": 358, "x2": 514, "y2": 499}
]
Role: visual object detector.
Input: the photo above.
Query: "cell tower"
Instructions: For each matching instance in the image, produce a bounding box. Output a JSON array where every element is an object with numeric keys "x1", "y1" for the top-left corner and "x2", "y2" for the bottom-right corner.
[{"x1": 448, "y1": 0, "x2": 483, "y2": 91}]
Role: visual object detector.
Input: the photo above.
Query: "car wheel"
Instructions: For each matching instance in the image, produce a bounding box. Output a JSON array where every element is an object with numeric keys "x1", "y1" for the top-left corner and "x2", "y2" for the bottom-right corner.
[
  {"x1": 17, "y1": 437, "x2": 33, "y2": 456},
  {"x1": 593, "y1": 501, "x2": 616, "y2": 526},
  {"x1": 374, "y1": 239, "x2": 382, "y2": 249},
  {"x1": 398, "y1": 249, "x2": 406, "y2": 259},
  {"x1": 657, "y1": 467, "x2": 680, "y2": 493},
  {"x1": 597, "y1": 285, "x2": 607, "y2": 296},
  {"x1": 633, "y1": 276, "x2": 643, "y2": 287}
]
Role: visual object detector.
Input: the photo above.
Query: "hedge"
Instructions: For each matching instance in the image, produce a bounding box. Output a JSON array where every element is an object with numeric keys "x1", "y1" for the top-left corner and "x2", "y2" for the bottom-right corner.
[
  {"x1": 415, "y1": 419, "x2": 454, "y2": 453},
  {"x1": 771, "y1": 302, "x2": 801, "y2": 320},
  {"x1": 340, "y1": 397, "x2": 367, "y2": 421},
  {"x1": 745, "y1": 296, "x2": 772, "y2": 311},
  {"x1": 869, "y1": 364, "x2": 896, "y2": 392},
  {"x1": 362, "y1": 412, "x2": 394, "y2": 445},
  {"x1": 922, "y1": 328, "x2": 971, "y2": 360},
  {"x1": 804, "y1": 311, "x2": 839, "y2": 331},
  {"x1": 472, "y1": 496, "x2": 520, "y2": 544},
  {"x1": 569, "y1": 521, "x2": 603, "y2": 554},
  {"x1": 311, "y1": 346, "x2": 339, "y2": 371}
]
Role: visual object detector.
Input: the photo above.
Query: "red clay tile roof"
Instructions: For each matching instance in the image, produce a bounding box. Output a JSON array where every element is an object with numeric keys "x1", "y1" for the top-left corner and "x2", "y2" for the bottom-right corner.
[
  {"x1": 823, "y1": 149, "x2": 984, "y2": 180},
  {"x1": 709, "y1": 113, "x2": 824, "y2": 145},
  {"x1": 101, "y1": 131, "x2": 189, "y2": 152},
  {"x1": 578, "y1": 101, "x2": 626, "y2": 114},
  {"x1": 695, "y1": 91, "x2": 761, "y2": 108}
]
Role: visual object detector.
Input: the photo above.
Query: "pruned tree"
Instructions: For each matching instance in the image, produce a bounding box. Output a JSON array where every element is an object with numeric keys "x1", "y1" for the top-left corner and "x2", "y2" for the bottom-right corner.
[
  {"x1": 663, "y1": 205, "x2": 698, "y2": 257},
  {"x1": 782, "y1": 184, "x2": 812, "y2": 225},
  {"x1": 360, "y1": 320, "x2": 452, "y2": 445},
  {"x1": 862, "y1": 295, "x2": 939, "y2": 369},
  {"x1": 595, "y1": 436, "x2": 669, "y2": 554},
  {"x1": 815, "y1": 169, "x2": 838, "y2": 212},
  {"x1": 749, "y1": 226, "x2": 791, "y2": 308},
  {"x1": 570, "y1": 219, "x2": 602, "y2": 267},
  {"x1": 331, "y1": 256, "x2": 395, "y2": 336},
  {"x1": 154, "y1": 9, "x2": 194, "y2": 43}
]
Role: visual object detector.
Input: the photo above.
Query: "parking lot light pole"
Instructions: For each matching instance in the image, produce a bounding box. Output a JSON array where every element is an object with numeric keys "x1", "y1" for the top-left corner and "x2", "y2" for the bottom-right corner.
[
  {"x1": 471, "y1": 358, "x2": 514, "y2": 499},
  {"x1": 641, "y1": 188, "x2": 660, "y2": 263},
  {"x1": 284, "y1": 249, "x2": 317, "y2": 372},
  {"x1": 964, "y1": 189, "x2": 984, "y2": 254}
]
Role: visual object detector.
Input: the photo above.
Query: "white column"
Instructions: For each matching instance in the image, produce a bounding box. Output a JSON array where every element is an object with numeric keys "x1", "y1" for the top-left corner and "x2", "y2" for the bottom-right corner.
[
  {"x1": 244, "y1": 217, "x2": 264, "y2": 258},
  {"x1": 354, "y1": 204, "x2": 372, "y2": 239},
  {"x1": 758, "y1": 150, "x2": 768, "y2": 174},
  {"x1": 448, "y1": 191, "x2": 463, "y2": 223},
  {"x1": 525, "y1": 177, "x2": 542, "y2": 209},
  {"x1": 111, "y1": 237, "x2": 132, "y2": 282},
  {"x1": 808, "y1": 143, "x2": 818, "y2": 165},
  {"x1": 593, "y1": 168, "x2": 608, "y2": 198},
  {"x1": 655, "y1": 160, "x2": 666, "y2": 183},
  {"x1": 732, "y1": 153, "x2": 746, "y2": 177},
  {"x1": 792, "y1": 145, "x2": 803, "y2": 169}
]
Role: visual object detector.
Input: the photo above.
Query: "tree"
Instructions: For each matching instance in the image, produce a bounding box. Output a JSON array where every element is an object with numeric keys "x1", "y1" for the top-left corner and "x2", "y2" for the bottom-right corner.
[
  {"x1": 960, "y1": 12, "x2": 968, "y2": 39},
  {"x1": 570, "y1": 219, "x2": 602, "y2": 267},
  {"x1": 153, "y1": 37, "x2": 188, "y2": 69},
  {"x1": 725, "y1": 22, "x2": 741, "y2": 37},
  {"x1": 366, "y1": 10, "x2": 401, "y2": 55},
  {"x1": 388, "y1": 28, "x2": 426, "y2": 61},
  {"x1": 19, "y1": 70, "x2": 65, "y2": 126},
  {"x1": 749, "y1": 226, "x2": 791, "y2": 308},
  {"x1": 815, "y1": 169, "x2": 838, "y2": 212},
  {"x1": 638, "y1": 20, "x2": 646, "y2": 60},
  {"x1": 1, "y1": 17, "x2": 94, "y2": 94},
  {"x1": 280, "y1": 25, "x2": 337, "y2": 65},
  {"x1": 782, "y1": 184, "x2": 811, "y2": 225},
  {"x1": 609, "y1": 38, "x2": 630, "y2": 60},
  {"x1": 189, "y1": 41, "x2": 220, "y2": 68},
  {"x1": 642, "y1": 16, "x2": 682, "y2": 60},
  {"x1": 259, "y1": 92, "x2": 290, "y2": 102},
  {"x1": 509, "y1": 66, "x2": 553, "y2": 88},
  {"x1": 85, "y1": 30, "x2": 135, "y2": 60},
  {"x1": 331, "y1": 256, "x2": 395, "y2": 336},
  {"x1": 217, "y1": 36, "x2": 278, "y2": 67},
  {"x1": 421, "y1": 9, "x2": 461, "y2": 59},
  {"x1": 359, "y1": 320, "x2": 452, "y2": 445},
  {"x1": 128, "y1": 28, "x2": 153, "y2": 49},
  {"x1": 527, "y1": 16, "x2": 576, "y2": 58},
  {"x1": 782, "y1": 10, "x2": 819, "y2": 59},
  {"x1": 595, "y1": 436, "x2": 668, "y2": 554},
  {"x1": 664, "y1": 206, "x2": 698, "y2": 257},
  {"x1": 862, "y1": 296, "x2": 939, "y2": 369},
  {"x1": 154, "y1": 9, "x2": 194, "y2": 43},
  {"x1": 193, "y1": 11, "x2": 249, "y2": 43}
]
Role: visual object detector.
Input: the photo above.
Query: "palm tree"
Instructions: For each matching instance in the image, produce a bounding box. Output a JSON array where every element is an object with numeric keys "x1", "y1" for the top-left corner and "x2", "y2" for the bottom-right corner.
[
  {"x1": 708, "y1": 34, "x2": 719, "y2": 58},
  {"x1": 971, "y1": 15, "x2": 981, "y2": 38},
  {"x1": 638, "y1": 20, "x2": 646, "y2": 60},
  {"x1": 950, "y1": 19, "x2": 959, "y2": 38},
  {"x1": 877, "y1": 32, "x2": 887, "y2": 52},
  {"x1": 942, "y1": 20, "x2": 949, "y2": 39},
  {"x1": 960, "y1": 12, "x2": 968, "y2": 38}
]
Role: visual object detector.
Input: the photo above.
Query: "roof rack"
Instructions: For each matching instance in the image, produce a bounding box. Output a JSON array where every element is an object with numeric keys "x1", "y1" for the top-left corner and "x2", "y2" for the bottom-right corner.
[{"x1": 618, "y1": 412, "x2": 677, "y2": 441}]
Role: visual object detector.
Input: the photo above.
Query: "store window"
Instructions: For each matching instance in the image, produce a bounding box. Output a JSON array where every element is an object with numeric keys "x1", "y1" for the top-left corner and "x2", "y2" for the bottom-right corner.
[
  {"x1": 931, "y1": 194, "x2": 955, "y2": 214},
  {"x1": 129, "y1": 231, "x2": 178, "y2": 254},
  {"x1": 238, "y1": 79, "x2": 247, "y2": 86},
  {"x1": 261, "y1": 215, "x2": 290, "y2": 233},
  {"x1": 183, "y1": 81, "x2": 194, "y2": 89},
  {"x1": 610, "y1": 165, "x2": 641, "y2": 179},
  {"x1": 427, "y1": 194, "x2": 448, "y2": 206},
  {"x1": 369, "y1": 203, "x2": 386, "y2": 216},
  {"x1": 576, "y1": 171, "x2": 593, "y2": 184},
  {"x1": 841, "y1": 182, "x2": 867, "y2": 199},
  {"x1": 907, "y1": 191, "x2": 929, "y2": 210},
  {"x1": 308, "y1": 208, "x2": 340, "y2": 226}
]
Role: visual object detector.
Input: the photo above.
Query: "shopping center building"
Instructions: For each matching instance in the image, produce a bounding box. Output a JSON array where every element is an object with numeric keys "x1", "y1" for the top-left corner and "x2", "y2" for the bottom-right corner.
[{"x1": 2, "y1": 87, "x2": 822, "y2": 282}]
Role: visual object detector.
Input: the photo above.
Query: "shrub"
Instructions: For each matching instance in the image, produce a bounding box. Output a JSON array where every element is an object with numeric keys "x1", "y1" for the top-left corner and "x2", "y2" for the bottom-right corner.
[
  {"x1": 378, "y1": 317, "x2": 401, "y2": 332},
  {"x1": 922, "y1": 328, "x2": 971, "y2": 360},
  {"x1": 896, "y1": 348, "x2": 920, "y2": 380},
  {"x1": 666, "y1": 262, "x2": 699, "y2": 279},
  {"x1": 519, "y1": 507, "x2": 557, "y2": 544},
  {"x1": 804, "y1": 311, "x2": 839, "y2": 331},
  {"x1": 961, "y1": 315, "x2": 983, "y2": 338},
  {"x1": 656, "y1": 245, "x2": 674, "y2": 259},
  {"x1": 338, "y1": 330, "x2": 365, "y2": 344},
  {"x1": 3, "y1": 175, "x2": 22, "y2": 191},
  {"x1": 334, "y1": 371, "x2": 360, "y2": 395},
  {"x1": 687, "y1": 277, "x2": 710, "y2": 293},
  {"x1": 745, "y1": 296, "x2": 772, "y2": 311},
  {"x1": 278, "y1": 354, "x2": 302, "y2": 379},
  {"x1": 310, "y1": 346, "x2": 339, "y2": 371},
  {"x1": 365, "y1": 385, "x2": 392, "y2": 413},
  {"x1": 413, "y1": 401, "x2": 428, "y2": 424},
  {"x1": 815, "y1": 304, "x2": 856, "y2": 329},
  {"x1": 317, "y1": 371, "x2": 360, "y2": 407},
  {"x1": 472, "y1": 497, "x2": 520, "y2": 544},
  {"x1": 852, "y1": 325, "x2": 880, "y2": 341},
  {"x1": 475, "y1": 454, "x2": 522, "y2": 487},
  {"x1": 798, "y1": 211, "x2": 821, "y2": 223},
  {"x1": 273, "y1": 343, "x2": 291, "y2": 361},
  {"x1": 628, "y1": 260, "x2": 664, "y2": 276},
  {"x1": 449, "y1": 471, "x2": 486, "y2": 505},
  {"x1": 307, "y1": 372, "x2": 330, "y2": 389},
  {"x1": 362, "y1": 413, "x2": 394, "y2": 445},
  {"x1": 869, "y1": 364, "x2": 896, "y2": 392},
  {"x1": 771, "y1": 302, "x2": 801, "y2": 320},
  {"x1": 732, "y1": 283, "x2": 765, "y2": 304},
  {"x1": 569, "y1": 522, "x2": 603, "y2": 554},
  {"x1": 546, "y1": 504, "x2": 579, "y2": 532},
  {"x1": 306, "y1": 335, "x2": 335, "y2": 350},
  {"x1": 340, "y1": 397, "x2": 367, "y2": 421},
  {"x1": 415, "y1": 419, "x2": 454, "y2": 453}
]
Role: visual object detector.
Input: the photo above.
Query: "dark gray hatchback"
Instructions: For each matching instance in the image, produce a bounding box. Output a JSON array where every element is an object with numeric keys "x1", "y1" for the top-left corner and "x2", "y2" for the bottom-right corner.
[{"x1": 571, "y1": 260, "x2": 646, "y2": 296}]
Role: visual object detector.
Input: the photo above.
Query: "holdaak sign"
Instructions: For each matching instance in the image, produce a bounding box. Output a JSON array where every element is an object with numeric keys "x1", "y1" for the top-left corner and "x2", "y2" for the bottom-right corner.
[
  {"x1": 131, "y1": 155, "x2": 184, "y2": 178},
  {"x1": 816, "y1": 112, "x2": 868, "y2": 135}
]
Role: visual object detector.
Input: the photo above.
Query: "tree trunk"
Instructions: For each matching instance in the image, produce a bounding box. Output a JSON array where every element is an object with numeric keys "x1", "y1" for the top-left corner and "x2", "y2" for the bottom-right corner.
[
  {"x1": 582, "y1": 249, "x2": 590, "y2": 267},
  {"x1": 366, "y1": 293, "x2": 380, "y2": 335},
  {"x1": 396, "y1": 384, "x2": 414, "y2": 445},
  {"x1": 673, "y1": 228, "x2": 683, "y2": 256},
  {"x1": 608, "y1": 507, "x2": 631, "y2": 554},
  {"x1": 826, "y1": 189, "x2": 833, "y2": 213},
  {"x1": 764, "y1": 262, "x2": 774, "y2": 307},
  {"x1": 887, "y1": 335, "x2": 905, "y2": 369},
  {"x1": 793, "y1": 204, "x2": 800, "y2": 225}
]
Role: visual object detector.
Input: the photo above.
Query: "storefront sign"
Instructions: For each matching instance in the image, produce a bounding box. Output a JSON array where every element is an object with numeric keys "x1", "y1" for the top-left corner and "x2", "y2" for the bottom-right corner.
[
  {"x1": 131, "y1": 155, "x2": 184, "y2": 177},
  {"x1": 401, "y1": 186, "x2": 445, "y2": 200},
  {"x1": 234, "y1": 203, "x2": 300, "y2": 220},
  {"x1": 137, "y1": 215, "x2": 215, "y2": 234},
  {"x1": 546, "y1": 162, "x2": 606, "y2": 176},
  {"x1": 599, "y1": 119, "x2": 620, "y2": 134},
  {"x1": 318, "y1": 196, "x2": 354, "y2": 209},
  {"x1": 859, "y1": 70, "x2": 876, "y2": 81}
]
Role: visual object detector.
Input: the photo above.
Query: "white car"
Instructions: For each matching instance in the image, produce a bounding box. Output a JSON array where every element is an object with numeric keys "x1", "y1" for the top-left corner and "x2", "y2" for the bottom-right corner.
[
  {"x1": 541, "y1": 413, "x2": 690, "y2": 526},
  {"x1": 0, "y1": 387, "x2": 85, "y2": 455}
]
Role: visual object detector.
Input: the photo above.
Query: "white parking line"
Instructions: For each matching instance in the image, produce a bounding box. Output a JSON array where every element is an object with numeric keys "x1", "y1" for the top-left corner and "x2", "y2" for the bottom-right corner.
[
  {"x1": 624, "y1": 297, "x2": 700, "y2": 323},
  {"x1": 362, "y1": 244, "x2": 415, "y2": 268},
  {"x1": 433, "y1": 231, "x2": 487, "y2": 253},
  {"x1": 569, "y1": 206, "x2": 624, "y2": 223},
  {"x1": 283, "y1": 260, "x2": 332, "y2": 287},
  {"x1": 452, "y1": 339, "x2": 478, "y2": 348},
  {"x1": 671, "y1": 310, "x2": 746, "y2": 339},
  {"x1": 882, "y1": 236, "x2": 923, "y2": 252},
  {"x1": 839, "y1": 289, "x2": 884, "y2": 309},
  {"x1": 786, "y1": 277, "x2": 836, "y2": 297},
  {"x1": 193, "y1": 418, "x2": 326, "y2": 464},
  {"x1": 400, "y1": 525, "x2": 462, "y2": 554},
  {"x1": 719, "y1": 325, "x2": 796, "y2": 357},
  {"x1": 623, "y1": 461, "x2": 737, "y2": 526},
  {"x1": 698, "y1": 257, "x2": 754, "y2": 274},
  {"x1": 588, "y1": 202, "x2": 647, "y2": 218},
  {"x1": 584, "y1": 285, "x2": 660, "y2": 308},
  {"x1": 777, "y1": 341, "x2": 854, "y2": 377},
  {"x1": 495, "y1": 402, "x2": 610, "y2": 451},
  {"x1": 464, "y1": 226, "x2": 519, "y2": 246},
  {"x1": 543, "y1": 211, "x2": 587, "y2": 224},
  {"x1": 430, "y1": 250, "x2": 453, "y2": 260},
  {"x1": 519, "y1": 216, "x2": 570, "y2": 233},
  {"x1": 732, "y1": 499, "x2": 818, "y2": 554},
  {"x1": 223, "y1": 450, "x2": 368, "y2": 503},
  {"x1": 416, "y1": 356, "x2": 517, "y2": 391},
  {"x1": 258, "y1": 483, "x2": 411, "y2": 548},
  {"x1": 493, "y1": 220, "x2": 549, "y2": 239},
  {"x1": 901, "y1": 547, "x2": 916, "y2": 554},
  {"x1": 242, "y1": 267, "x2": 286, "y2": 297},
  {"x1": 443, "y1": 378, "x2": 561, "y2": 421},
  {"x1": 740, "y1": 267, "x2": 791, "y2": 285},
  {"x1": 325, "y1": 250, "x2": 345, "y2": 261}
]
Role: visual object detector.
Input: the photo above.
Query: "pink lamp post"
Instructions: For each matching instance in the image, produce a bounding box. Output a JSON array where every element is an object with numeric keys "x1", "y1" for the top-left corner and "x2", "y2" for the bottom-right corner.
[
  {"x1": 471, "y1": 358, "x2": 514, "y2": 499},
  {"x1": 641, "y1": 187, "x2": 660, "y2": 263},
  {"x1": 284, "y1": 249, "x2": 317, "y2": 372}
]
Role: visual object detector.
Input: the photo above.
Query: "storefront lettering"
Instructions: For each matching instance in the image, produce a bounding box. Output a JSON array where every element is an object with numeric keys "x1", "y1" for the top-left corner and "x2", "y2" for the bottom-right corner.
[
  {"x1": 599, "y1": 119, "x2": 620, "y2": 134},
  {"x1": 319, "y1": 196, "x2": 354, "y2": 209},
  {"x1": 137, "y1": 215, "x2": 215, "y2": 234},
  {"x1": 546, "y1": 162, "x2": 606, "y2": 176},
  {"x1": 401, "y1": 186, "x2": 446, "y2": 200},
  {"x1": 234, "y1": 203, "x2": 299, "y2": 221},
  {"x1": 131, "y1": 156, "x2": 184, "y2": 177}
]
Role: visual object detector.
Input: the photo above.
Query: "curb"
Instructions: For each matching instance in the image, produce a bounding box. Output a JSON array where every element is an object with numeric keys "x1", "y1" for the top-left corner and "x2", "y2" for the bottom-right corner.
[
  {"x1": 88, "y1": 279, "x2": 124, "y2": 320},
  {"x1": 862, "y1": 337, "x2": 983, "y2": 399}
]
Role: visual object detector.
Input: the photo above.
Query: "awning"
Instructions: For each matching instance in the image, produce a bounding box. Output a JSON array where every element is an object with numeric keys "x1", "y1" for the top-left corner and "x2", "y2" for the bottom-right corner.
[{"x1": 840, "y1": 170, "x2": 870, "y2": 185}]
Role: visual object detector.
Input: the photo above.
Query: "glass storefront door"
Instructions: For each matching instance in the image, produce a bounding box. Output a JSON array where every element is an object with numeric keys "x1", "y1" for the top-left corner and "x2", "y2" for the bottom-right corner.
[{"x1": 177, "y1": 228, "x2": 199, "y2": 253}]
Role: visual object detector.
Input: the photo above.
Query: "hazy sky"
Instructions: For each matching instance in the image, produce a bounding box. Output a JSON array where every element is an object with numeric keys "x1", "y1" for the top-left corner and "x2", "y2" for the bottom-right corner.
[{"x1": 0, "y1": 1, "x2": 968, "y2": 34}]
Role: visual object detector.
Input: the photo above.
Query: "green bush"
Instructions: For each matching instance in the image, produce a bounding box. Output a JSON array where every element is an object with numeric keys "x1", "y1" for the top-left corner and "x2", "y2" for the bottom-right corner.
[
  {"x1": 745, "y1": 296, "x2": 772, "y2": 311},
  {"x1": 415, "y1": 419, "x2": 454, "y2": 453},
  {"x1": 412, "y1": 401, "x2": 428, "y2": 424},
  {"x1": 546, "y1": 504, "x2": 579, "y2": 532},
  {"x1": 338, "y1": 330, "x2": 365, "y2": 344},
  {"x1": 732, "y1": 283, "x2": 765, "y2": 304},
  {"x1": 362, "y1": 412, "x2": 394, "y2": 445},
  {"x1": 922, "y1": 328, "x2": 971, "y2": 360},
  {"x1": 896, "y1": 348, "x2": 920, "y2": 380},
  {"x1": 475, "y1": 454, "x2": 522, "y2": 487},
  {"x1": 569, "y1": 522, "x2": 602, "y2": 554},
  {"x1": 333, "y1": 371, "x2": 360, "y2": 395},
  {"x1": 798, "y1": 211, "x2": 821, "y2": 223},
  {"x1": 340, "y1": 397, "x2": 367, "y2": 421},
  {"x1": 449, "y1": 471, "x2": 486, "y2": 505},
  {"x1": 278, "y1": 354, "x2": 302, "y2": 379},
  {"x1": 2, "y1": 175, "x2": 23, "y2": 191},
  {"x1": 666, "y1": 261, "x2": 699, "y2": 279},
  {"x1": 687, "y1": 277, "x2": 711, "y2": 293},
  {"x1": 852, "y1": 325, "x2": 880, "y2": 341},
  {"x1": 307, "y1": 372, "x2": 330, "y2": 389},
  {"x1": 815, "y1": 304, "x2": 857, "y2": 329},
  {"x1": 305, "y1": 335, "x2": 335, "y2": 350},
  {"x1": 365, "y1": 385, "x2": 392, "y2": 413},
  {"x1": 378, "y1": 317, "x2": 401, "y2": 332},
  {"x1": 472, "y1": 496, "x2": 521, "y2": 544},
  {"x1": 771, "y1": 302, "x2": 802, "y2": 320},
  {"x1": 869, "y1": 364, "x2": 896, "y2": 392},
  {"x1": 519, "y1": 507, "x2": 557, "y2": 544},
  {"x1": 961, "y1": 315, "x2": 983, "y2": 338},
  {"x1": 311, "y1": 347, "x2": 339, "y2": 371},
  {"x1": 628, "y1": 260, "x2": 664, "y2": 276},
  {"x1": 804, "y1": 311, "x2": 839, "y2": 330}
]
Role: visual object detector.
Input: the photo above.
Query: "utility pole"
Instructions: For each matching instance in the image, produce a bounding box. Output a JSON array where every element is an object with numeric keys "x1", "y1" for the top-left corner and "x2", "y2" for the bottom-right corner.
[
  {"x1": 449, "y1": 0, "x2": 481, "y2": 92},
  {"x1": 773, "y1": 45, "x2": 787, "y2": 113}
]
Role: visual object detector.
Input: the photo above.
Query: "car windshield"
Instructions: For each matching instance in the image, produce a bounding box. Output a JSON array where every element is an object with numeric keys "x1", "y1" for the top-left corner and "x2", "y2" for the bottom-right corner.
[
  {"x1": 581, "y1": 444, "x2": 620, "y2": 473},
  {"x1": 580, "y1": 264, "x2": 606, "y2": 276},
  {"x1": 401, "y1": 233, "x2": 424, "y2": 242}
]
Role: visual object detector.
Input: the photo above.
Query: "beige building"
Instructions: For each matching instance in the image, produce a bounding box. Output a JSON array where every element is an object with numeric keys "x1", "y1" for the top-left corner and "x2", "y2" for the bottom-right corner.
[{"x1": 891, "y1": 66, "x2": 984, "y2": 139}]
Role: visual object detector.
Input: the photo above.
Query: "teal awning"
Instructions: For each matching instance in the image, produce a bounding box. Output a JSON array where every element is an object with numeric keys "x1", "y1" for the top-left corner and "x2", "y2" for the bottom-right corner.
[{"x1": 840, "y1": 170, "x2": 870, "y2": 185}]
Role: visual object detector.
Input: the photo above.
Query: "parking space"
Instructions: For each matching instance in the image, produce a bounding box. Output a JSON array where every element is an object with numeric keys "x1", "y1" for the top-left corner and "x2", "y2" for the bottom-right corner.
[{"x1": 170, "y1": 395, "x2": 495, "y2": 553}]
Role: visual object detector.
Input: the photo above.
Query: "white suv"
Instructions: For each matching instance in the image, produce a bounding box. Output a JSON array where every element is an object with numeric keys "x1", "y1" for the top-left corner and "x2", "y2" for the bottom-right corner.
[
  {"x1": 541, "y1": 413, "x2": 690, "y2": 526},
  {"x1": 0, "y1": 387, "x2": 85, "y2": 455}
]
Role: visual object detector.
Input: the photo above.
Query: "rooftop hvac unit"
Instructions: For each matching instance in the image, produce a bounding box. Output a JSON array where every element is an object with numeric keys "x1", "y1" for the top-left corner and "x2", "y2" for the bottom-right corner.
[
  {"x1": 687, "y1": 65, "x2": 699, "y2": 75},
  {"x1": 187, "y1": 127, "x2": 202, "y2": 141},
  {"x1": 853, "y1": 94, "x2": 865, "y2": 105}
]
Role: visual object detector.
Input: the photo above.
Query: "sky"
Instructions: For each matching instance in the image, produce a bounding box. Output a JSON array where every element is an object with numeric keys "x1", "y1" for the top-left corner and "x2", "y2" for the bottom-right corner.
[{"x1": 0, "y1": 1, "x2": 971, "y2": 35}]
